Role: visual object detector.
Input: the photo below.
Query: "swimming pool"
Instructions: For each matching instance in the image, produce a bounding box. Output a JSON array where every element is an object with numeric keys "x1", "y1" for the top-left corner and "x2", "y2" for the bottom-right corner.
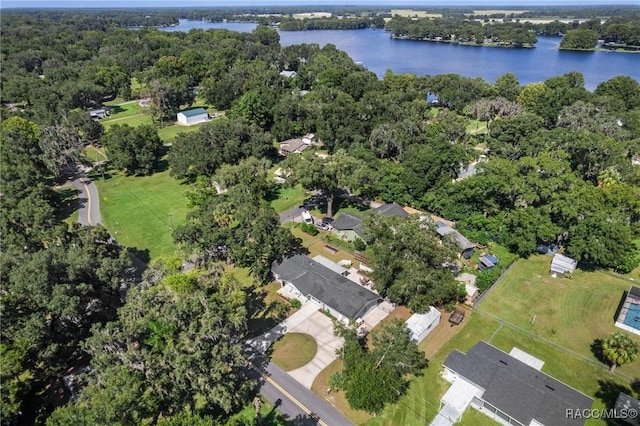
[{"x1": 623, "y1": 303, "x2": 640, "y2": 330}]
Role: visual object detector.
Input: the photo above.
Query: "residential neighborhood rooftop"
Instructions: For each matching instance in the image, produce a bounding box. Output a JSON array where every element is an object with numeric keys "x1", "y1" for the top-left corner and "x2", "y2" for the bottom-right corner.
[
  {"x1": 271, "y1": 254, "x2": 380, "y2": 320},
  {"x1": 373, "y1": 203, "x2": 409, "y2": 218},
  {"x1": 443, "y1": 341, "x2": 593, "y2": 426}
]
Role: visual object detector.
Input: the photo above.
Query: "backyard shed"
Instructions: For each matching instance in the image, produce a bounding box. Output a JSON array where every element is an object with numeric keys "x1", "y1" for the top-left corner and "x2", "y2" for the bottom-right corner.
[
  {"x1": 550, "y1": 253, "x2": 577, "y2": 278},
  {"x1": 177, "y1": 108, "x2": 208, "y2": 125},
  {"x1": 405, "y1": 307, "x2": 441, "y2": 343}
]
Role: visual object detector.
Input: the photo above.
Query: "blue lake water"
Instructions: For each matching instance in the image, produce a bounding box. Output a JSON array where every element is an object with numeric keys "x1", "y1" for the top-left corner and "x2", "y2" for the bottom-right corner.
[{"x1": 160, "y1": 20, "x2": 639, "y2": 90}]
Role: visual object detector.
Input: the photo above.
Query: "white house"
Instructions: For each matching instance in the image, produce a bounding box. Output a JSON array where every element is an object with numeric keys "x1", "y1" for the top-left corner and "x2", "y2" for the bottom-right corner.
[
  {"x1": 279, "y1": 70, "x2": 297, "y2": 78},
  {"x1": 550, "y1": 253, "x2": 577, "y2": 278},
  {"x1": 405, "y1": 307, "x2": 441, "y2": 343},
  {"x1": 177, "y1": 108, "x2": 209, "y2": 125},
  {"x1": 302, "y1": 133, "x2": 317, "y2": 145}
]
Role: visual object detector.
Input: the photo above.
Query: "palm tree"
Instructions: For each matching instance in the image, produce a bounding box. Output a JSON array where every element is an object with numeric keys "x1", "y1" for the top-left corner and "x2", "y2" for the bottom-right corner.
[{"x1": 602, "y1": 332, "x2": 640, "y2": 373}]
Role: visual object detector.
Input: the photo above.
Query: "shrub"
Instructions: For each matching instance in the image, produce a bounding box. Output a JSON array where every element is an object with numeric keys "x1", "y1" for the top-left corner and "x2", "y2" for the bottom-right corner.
[
  {"x1": 353, "y1": 238, "x2": 366, "y2": 251},
  {"x1": 289, "y1": 299, "x2": 302, "y2": 309},
  {"x1": 299, "y1": 223, "x2": 319, "y2": 236}
]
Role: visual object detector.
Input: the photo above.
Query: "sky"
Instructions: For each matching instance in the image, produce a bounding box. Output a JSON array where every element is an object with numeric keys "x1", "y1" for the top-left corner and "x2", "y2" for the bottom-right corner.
[{"x1": 2, "y1": 0, "x2": 639, "y2": 9}]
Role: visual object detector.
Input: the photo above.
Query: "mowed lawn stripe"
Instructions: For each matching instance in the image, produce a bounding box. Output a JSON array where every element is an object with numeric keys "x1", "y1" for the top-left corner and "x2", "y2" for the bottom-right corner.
[{"x1": 96, "y1": 169, "x2": 191, "y2": 260}]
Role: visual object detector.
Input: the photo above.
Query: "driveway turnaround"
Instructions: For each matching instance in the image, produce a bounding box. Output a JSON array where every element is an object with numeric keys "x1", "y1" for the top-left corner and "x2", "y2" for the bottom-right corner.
[{"x1": 287, "y1": 311, "x2": 344, "y2": 389}]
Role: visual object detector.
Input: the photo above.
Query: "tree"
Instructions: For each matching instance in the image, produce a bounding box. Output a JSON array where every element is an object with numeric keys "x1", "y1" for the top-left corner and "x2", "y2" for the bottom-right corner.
[
  {"x1": 334, "y1": 320, "x2": 426, "y2": 414},
  {"x1": 284, "y1": 150, "x2": 364, "y2": 218},
  {"x1": 147, "y1": 76, "x2": 194, "y2": 123},
  {"x1": 494, "y1": 72, "x2": 521, "y2": 101},
  {"x1": 560, "y1": 29, "x2": 599, "y2": 50},
  {"x1": 364, "y1": 215, "x2": 458, "y2": 312},
  {"x1": 103, "y1": 124, "x2": 163, "y2": 175},
  {"x1": 50, "y1": 266, "x2": 254, "y2": 423},
  {"x1": 168, "y1": 118, "x2": 274, "y2": 181},
  {"x1": 601, "y1": 332, "x2": 640, "y2": 373}
]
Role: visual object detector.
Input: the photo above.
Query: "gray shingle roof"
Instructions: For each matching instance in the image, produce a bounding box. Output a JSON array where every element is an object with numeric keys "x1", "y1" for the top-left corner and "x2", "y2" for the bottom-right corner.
[
  {"x1": 614, "y1": 392, "x2": 640, "y2": 425},
  {"x1": 436, "y1": 226, "x2": 475, "y2": 251},
  {"x1": 373, "y1": 203, "x2": 409, "y2": 218},
  {"x1": 443, "y1": 341, "x2": 593, "y2": 426},
  {"x1": 332, "y1": 213, "x2": 362, "y2": 231},
  {"x1": 271, "y1": 254, "x2": 380, "y2": 320}
]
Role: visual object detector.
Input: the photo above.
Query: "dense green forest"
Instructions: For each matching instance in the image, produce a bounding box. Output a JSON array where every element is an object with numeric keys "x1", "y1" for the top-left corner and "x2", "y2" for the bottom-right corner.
[{"x1": 1, "y1": 9, "x2": 639, "y2": 425}]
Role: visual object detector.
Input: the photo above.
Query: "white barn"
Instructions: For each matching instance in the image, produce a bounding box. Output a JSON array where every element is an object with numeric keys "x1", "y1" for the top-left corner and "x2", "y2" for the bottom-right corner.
[
  {"x1": 405, "y1": 307, "x2": 441, "y2": 343},
  {"x1": 550, "y1": 253, "x2": 577, "y2": 278},
  {"x1": 177, "y1": 108, "x2": 209, "y2": 125}
]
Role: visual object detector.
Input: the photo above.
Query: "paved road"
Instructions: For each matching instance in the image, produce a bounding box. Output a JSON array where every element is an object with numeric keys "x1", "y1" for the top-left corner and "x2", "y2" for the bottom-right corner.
[
  {"x1": 249, "y1": 357, "x2": 353, "y2": 426},
  {"x1": 279, "y1": 206, "x2": 305, "y2": 224},
  {"x1": 72, "y1": 175, "x2": 101, "y2": 226}
]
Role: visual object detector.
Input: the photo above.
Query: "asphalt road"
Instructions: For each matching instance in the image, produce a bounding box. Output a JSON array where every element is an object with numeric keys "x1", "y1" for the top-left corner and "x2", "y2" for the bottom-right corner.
[
  {"x1": 72, "y1": 175, "x2": 101, "y2": 226},
  {"x1": 249, "y1": 357, "x2": 353, "y2": 426},
  {"x1": 279, "y1": 206, "x2": 305, "y2": 224}
]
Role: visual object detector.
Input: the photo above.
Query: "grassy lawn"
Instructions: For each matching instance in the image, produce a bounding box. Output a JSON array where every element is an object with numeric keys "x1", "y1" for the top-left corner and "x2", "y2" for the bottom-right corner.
[
  {"x1": 84, "y1": 145, "x2": 108, "y2": 163},
  {"x1": 271, "y1": 333, "x2": 317, "y2": 371},
  {"x1": 466, "y1": 119, "x2": 488, "y2": 135},
  {"x1": 477, "y1": 255, "x2": 640, "y2": 378},
  {"x1": 269, "y1": 184, "x2": 308, "y2": 214},
  {"x1": 94, "y1": 169, "x2": 191, "y2": 261},
  {"x1": 311, "y1": 359, "x2": 372, "y2": 425},
  {"x1": 156, "y1": 121, "x2": 204, "y2": 142},
  {"x1": 455, "y1": 408, "x2": 501, "y2": 425}
]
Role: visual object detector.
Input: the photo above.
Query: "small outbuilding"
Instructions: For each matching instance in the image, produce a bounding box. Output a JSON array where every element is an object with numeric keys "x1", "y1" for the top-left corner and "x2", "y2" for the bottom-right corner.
[
  {"x1": 280, "y1": 70, "x2": 297, "y2": 78},
  {"x1": 550, "y1": 253, "x2": 577, "y2": 278},
  {"x1": 406, "y1": 307, "x2": 441, "y2": 343},
  {"x1": 177, "y1": 108, "x2": 209, "y2": 125},
  {"x1": 478, "y1": 255, "x2": 498, "y2": 271}
]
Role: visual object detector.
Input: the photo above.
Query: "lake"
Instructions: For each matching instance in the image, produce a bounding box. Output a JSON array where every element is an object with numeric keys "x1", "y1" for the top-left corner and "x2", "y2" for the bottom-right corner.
[{"x1": 160, "y1": 20, "x2": 639, "y2": 90}]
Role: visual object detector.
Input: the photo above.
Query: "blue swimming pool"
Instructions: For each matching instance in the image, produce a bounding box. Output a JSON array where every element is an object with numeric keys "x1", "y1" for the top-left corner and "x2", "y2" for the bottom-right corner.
[{"x1": 623, "y1": 303, "x2": 640, "y2": 330}]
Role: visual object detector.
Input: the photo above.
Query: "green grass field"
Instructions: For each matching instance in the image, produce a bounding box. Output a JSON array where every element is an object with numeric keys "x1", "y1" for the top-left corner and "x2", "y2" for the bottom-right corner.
[
  {"x1": 95, "y1": 169, "x2": 191, "y2": 261},
  {"x1": 365, "y1": 256, "x2": 639, "y2": 425},
  {"x1": 269, "y1": 184, "x2": 308, "y2": 214},
  {"x1": 477, "y1": 255, "x2": 640, "y2": 378}
]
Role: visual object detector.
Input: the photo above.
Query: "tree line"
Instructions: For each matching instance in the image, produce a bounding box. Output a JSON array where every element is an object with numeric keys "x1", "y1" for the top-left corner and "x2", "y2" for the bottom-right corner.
[{"x1": 1, "y1": 10, "x2": 639, "y2": 424}]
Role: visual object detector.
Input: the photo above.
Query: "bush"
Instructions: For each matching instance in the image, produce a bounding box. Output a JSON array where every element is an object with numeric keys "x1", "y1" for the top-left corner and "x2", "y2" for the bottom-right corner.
[
  {"x1": 353, "y1": 238, "x2": 366, "y2": 251},
  {"x1": 289, "y1": 299, "x2": 301, "y2": 309},
  {"x1": 299, "y1": 223, "x2": 319, "y2": 236},
  {"x1": 476, "y1": 270, "x2": 500, "y2": 292}
]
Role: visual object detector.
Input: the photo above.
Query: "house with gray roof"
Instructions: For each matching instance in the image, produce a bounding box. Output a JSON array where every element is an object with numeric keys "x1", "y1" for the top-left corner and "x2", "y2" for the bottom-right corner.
[
  {"x1": 332, "y1": 203, "x2": 410, "y2": 242},
  {"x1": 436, "y1": 341, "x2": 593, "y2": 426},
  {"x1": 373, "y1": 203, "x2": 409, "y2": 218},
  {"x1": 435, "y1": 222, "x2": 475, "y2": 259},
  {"x1": 332, "y1": 213, "x2": 366, "y2": 242},
  {"x1": 271, "y1": 254, "x2": 380, "y2": 323}
]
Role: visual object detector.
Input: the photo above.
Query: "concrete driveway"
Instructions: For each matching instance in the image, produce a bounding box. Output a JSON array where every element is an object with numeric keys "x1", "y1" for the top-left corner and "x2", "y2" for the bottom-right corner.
[{"x1": 287, "y1": 311, "x2": 344, "y2": 389}]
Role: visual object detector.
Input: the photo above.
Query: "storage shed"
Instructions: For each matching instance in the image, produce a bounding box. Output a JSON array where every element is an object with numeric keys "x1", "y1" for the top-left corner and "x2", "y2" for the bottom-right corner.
[
  {"x1": 550, "y1": 253, "x2": 577, "y2": 278},
  {"x1": 405, "y1": 307, "x2": 441, "y2": 343},
  {"x1": 177, "y1": 108, "x2": 209, "y2": 125}
]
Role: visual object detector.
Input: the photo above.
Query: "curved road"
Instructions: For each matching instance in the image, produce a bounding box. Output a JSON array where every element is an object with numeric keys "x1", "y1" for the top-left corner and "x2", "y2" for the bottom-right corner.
[
  {"x1": 72, "y1": 175, "x2": 101, "y2": 226},
  {"x1": 73, "y1": 170, "x2": 352, "y2": 425}
]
